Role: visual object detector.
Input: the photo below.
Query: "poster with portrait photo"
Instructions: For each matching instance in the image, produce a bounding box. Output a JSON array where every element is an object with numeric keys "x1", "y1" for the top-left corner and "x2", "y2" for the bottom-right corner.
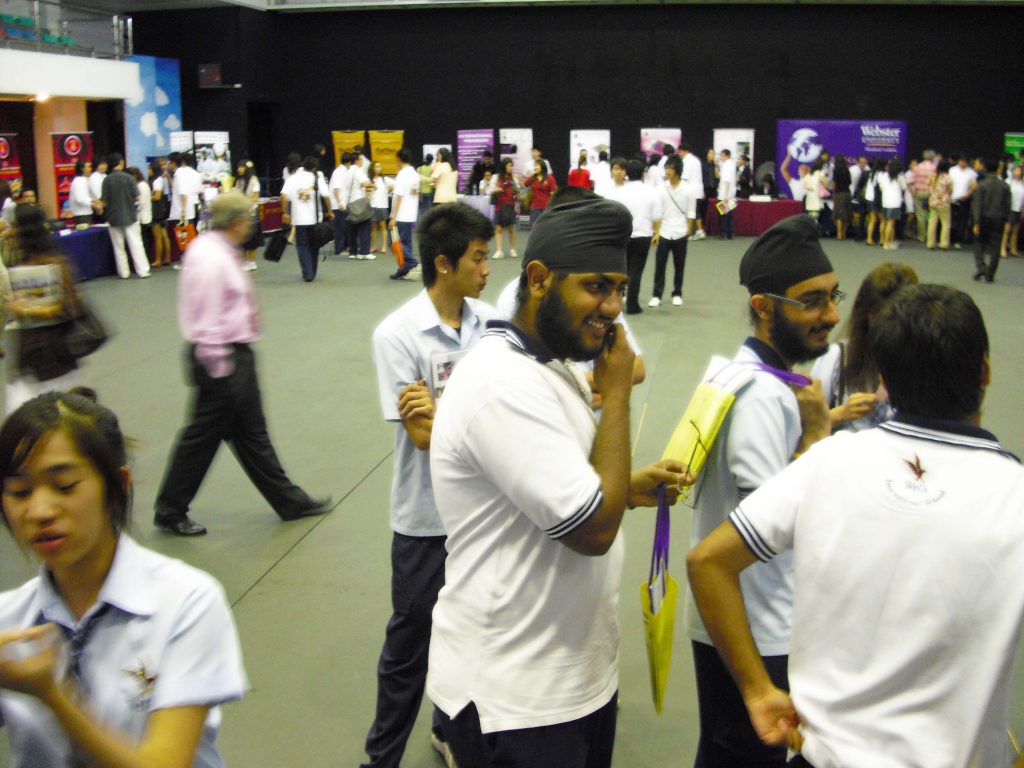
[
  {"x1": 639, "y1": 128, "x2": 682, "y2": 161},
  {"x1": 194, "y1": 131, "x2": 231, "y2": 186},
  {"x1": 569, "y1": 130, "x2": 611, "y2": 170},
  {"x1": 499, "y1": 128, "x2": 533, "y2": 177}
]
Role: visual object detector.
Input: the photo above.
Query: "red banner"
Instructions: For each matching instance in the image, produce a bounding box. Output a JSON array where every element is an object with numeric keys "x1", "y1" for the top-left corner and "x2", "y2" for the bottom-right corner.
[
  {"x1": 0, "y1": 134, "x2": 22, "y2": 195},
  {"x1": 51, "y1": 132, "x2": 93, "y2": 216}
]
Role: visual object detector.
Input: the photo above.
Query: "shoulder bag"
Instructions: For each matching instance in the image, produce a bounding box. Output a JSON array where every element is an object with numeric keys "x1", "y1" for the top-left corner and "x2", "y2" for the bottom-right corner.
[{"x1": 347, "y1": 172, "x2": 373, "y2": 223}]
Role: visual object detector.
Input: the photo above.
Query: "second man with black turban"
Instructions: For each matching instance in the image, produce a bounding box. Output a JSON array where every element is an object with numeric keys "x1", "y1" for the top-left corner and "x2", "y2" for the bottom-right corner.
[
  {"x1": 426, "y1": 197, "x2": 688, "y2": 767},
  {"x1": 685, "y1": 214, "x2": 837, "y2": 768}
]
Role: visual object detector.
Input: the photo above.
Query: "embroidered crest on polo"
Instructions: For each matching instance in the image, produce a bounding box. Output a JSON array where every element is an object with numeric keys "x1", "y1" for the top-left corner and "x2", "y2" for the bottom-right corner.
[
  {"x1": 123, "y1": 662, "x2": 158, "y2": 710},
  {"x1": 884, "y1": 456, "x2": 945, "y2": 510},
  {"x1": 903, "y1": 454, "x2": 926, "y2": 481}
]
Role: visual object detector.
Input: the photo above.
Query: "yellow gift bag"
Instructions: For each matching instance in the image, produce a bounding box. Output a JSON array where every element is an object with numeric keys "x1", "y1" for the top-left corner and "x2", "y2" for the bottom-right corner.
[{"x1": 641, "y1": 485, "x2": 679, "y2": 714}]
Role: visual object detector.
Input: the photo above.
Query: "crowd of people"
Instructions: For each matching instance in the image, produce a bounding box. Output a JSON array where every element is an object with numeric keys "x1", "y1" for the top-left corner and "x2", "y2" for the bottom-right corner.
[{"x1": 0, "y1": 134, "x2": 1021, "y2": 768}]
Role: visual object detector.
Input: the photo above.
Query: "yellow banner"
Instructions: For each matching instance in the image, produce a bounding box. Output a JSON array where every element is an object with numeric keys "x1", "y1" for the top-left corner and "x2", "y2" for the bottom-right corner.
[
  {"x1": 331, "y1": 130, "x2": 365, "y2": 166},
  {"x1": 368, "y1": 130, "x2": 405, "y2": 175}
]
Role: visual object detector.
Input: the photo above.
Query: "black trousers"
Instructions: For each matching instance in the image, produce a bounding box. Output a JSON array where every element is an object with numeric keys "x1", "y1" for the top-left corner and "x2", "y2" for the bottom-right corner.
[
  {"x1": 295, "y1": 224, "x2": 317, "y2": 282},
  {"x1": 155, "y1": 344, "x2": 312, "y2": 520},
  {"x1": 692, "y1": 641, "x2": 789, "y2": 768},
  {"x1": 333, "y1": 208, "x2": 348, "y2": 254},
  {"x1": 438, "y1": 692, "x2": 618, "y2": 768},
  {"x1": 361, "y1": 533, "x2": 447, "y2": 768},
  {"x1": 719, "y1": 210, "x2": 735, "y2": 239},
  {"x1": 625, "y1": 236, "x2": 652, "y2": 313},
  {"x1": 974, "y1": 217, "x2": 1003, "y2": 280},
  {"x1": 951, "y1": 199, "x2": 971, "y2": 244},
  {"x1": 652, "y1": 236, "x2": 688, "y2": 299}
]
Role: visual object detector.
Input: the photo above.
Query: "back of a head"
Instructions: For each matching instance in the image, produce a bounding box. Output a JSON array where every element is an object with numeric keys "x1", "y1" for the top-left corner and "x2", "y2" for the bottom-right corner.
[
  {"x1": 549, "y1": 186, "x2": 599, "y2": 208},
  {"x1": 302, "y1": 156, "x2": 318, "y2": 172},
  {"x1": 107, "y1": 152, "x2": 124, "y2": 169},
  {"x1": 14, "y1": 204, "x2": 51, "y2": 258},
  {"x1": 870, "y1": 284, "x2": 988, "y2": 421},
  {"x1": 626, "y1": 159, "x2": 644, "y2": 182},
  {"x1": 397, "y1": 147, "x2": 411, "y2": 165}
]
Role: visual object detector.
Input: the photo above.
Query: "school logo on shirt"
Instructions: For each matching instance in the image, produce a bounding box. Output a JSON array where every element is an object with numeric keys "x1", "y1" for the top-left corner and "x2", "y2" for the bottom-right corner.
[
  {"x1": 883, "y1": 453, "x2": 944, "y2": 509},
  {"x1": 123, "y1": 662, "x2": 158, "y2": 710},
  {"x1": 298, "y1": 188, "x2": 311, "y2": 202}
]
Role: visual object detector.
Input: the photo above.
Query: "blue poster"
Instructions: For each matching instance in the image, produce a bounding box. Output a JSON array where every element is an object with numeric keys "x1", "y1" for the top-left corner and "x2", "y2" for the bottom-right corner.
[{"x1": 124, "y1": 55, "x2": 183, "y2": 171}]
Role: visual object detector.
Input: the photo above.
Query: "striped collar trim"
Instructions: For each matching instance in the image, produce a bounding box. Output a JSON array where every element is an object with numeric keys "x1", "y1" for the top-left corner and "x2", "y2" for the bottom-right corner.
[
  {"x1": 880, "y1": 415, "x2": 1019, "y2": 464},
  {"x1": 484, "y1": 320, "x2": 552, "y2": 364}
]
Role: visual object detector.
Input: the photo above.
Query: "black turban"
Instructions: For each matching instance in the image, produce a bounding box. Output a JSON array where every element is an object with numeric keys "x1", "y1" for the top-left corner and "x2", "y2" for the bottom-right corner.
[
  {"x1": 739, "y1": 214, "x2": 834, "y2": 295},
  {"x1": 523, "y1": 198, "x2": 631, "y2": 274}
]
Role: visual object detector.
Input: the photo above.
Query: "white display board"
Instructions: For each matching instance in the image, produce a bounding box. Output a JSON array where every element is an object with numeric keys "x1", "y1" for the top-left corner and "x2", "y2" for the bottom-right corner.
[
  {"x1": 569, "y1": 130, "x2": 611, "y2": 170},
  {"x1": 499, "y1": 128, "x2": 533, "y2": 176},
  {"x1": 713, "y1": 128, "x2": 755, "y2": 168},
  {"x1": 640, "y1": 128, "x2": 682, "y2": 159}
]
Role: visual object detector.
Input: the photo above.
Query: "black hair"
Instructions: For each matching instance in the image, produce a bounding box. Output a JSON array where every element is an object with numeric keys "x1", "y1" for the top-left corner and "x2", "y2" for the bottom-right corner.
[
  {"x1": 236, "y1": 159, "x2": 255, "y2": 186},
  {"x1": 341, "y1": 152, "x2": 353, "y2": 165},
  {"x1": 665, "y1": 155, "x2": 683, "y2": 177},
  {"x1": 610, "y1": 156, "x2": 628, "y2": 172},
  {"x1": 886, "y1": 156, "x2": 902, "y2": 178},
  {"x1": 680, "y1": 143, "x2": 692, "y2": 154},
  {"x1": 13, "y1": 205, "x2": 51, "y2": 259},
  {"x1": 870, "y1": 284, "x2": 988, "y2": 421},
  {"x1": 148, "y1": 160, "x2": 163, "y2": 180},
  {"x1": 286, "y1": 152, "x2": 301, "y2": 174},
  {"x1": 424, "y1": 153, "x2": 434, "y2": 165},
  {"x1": 436, "y1": 147, "x2": 453, "y2": 166},
  {"x1": 626, "y1": 159, "x2": 644, "y2": 181},
  {"x1": 126, "y1": 166, "x2": 144, "y2": 183},
  {"x1": 167, "y1": 152, "x2": 182, "y2": 167},
  {"x1": 397, "y1": 148, "x2": 411, "y2": 164},
  {"x1": 75, "y1": 160, "x2": 88, "y2": 176},
  {"x1": 107, "y1": 152, "x2": 124, "y2": 168},
  {"x1": 302, "y1": 156, "x2": 318, "y2": 172},
  {"x1": 598, "y1": 150, "x2": 608, "y2": 162},
  {"x1": 0, "y1": 389, "x2": 131, "y2": 534},
  {"x1": 416, "y1": 203, "x2": 494, "y2": 288},
  {"x1": 662, "y1": 144, "x2": 675, "y2": 156}
]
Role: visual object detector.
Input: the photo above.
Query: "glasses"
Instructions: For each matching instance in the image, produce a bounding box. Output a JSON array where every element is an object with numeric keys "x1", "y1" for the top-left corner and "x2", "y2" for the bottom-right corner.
[{"x1": 764, "y1": 289, "x2": 845, "y2": 312}]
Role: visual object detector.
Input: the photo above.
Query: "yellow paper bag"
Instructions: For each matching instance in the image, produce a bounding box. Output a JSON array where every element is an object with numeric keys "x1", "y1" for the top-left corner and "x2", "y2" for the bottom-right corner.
[
  {"x1": 661, "y1": 381, "x2": 736, "y2": 482},
  {"x1": 641, "y1": 573, "x2": 679, "y2": 714}
]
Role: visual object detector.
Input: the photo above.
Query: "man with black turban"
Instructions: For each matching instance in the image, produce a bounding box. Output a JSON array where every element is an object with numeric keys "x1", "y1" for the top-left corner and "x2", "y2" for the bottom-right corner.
[
  {"x1": 426, "y1": 197, "x2": 687, "y2": 767},
  {"x1": 684, "y1": 214, "x2": 836, "y2": 768}
]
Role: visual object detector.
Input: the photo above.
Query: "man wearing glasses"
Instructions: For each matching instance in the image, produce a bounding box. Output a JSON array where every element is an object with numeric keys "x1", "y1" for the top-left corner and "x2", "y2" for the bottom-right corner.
[{"x1": 686, "y1": 214, "x2": 836, "y2": 768}]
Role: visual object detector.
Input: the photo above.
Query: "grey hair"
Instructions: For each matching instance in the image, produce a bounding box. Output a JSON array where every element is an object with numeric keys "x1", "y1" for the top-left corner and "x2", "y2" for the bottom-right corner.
[{"x1": 209, "y1": 191, "x2": 251, "y2": 231}]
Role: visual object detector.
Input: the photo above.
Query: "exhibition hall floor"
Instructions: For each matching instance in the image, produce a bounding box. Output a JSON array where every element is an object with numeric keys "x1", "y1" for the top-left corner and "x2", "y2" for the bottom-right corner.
[{"x1": 0, "y1": 228, "x2": 1021, "y2": 766}]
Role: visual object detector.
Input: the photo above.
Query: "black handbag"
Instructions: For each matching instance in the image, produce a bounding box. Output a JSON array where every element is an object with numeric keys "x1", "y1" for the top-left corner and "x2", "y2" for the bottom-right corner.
[
  {"x1": 263, "y1": 230, "x2": 288, "y2": 262},
  {"x1": 311, "y1": 220, "x2": 334, "y2": 252},
  {"x1": 64, "y1": 300, "x2": 109, "y2": 359}
]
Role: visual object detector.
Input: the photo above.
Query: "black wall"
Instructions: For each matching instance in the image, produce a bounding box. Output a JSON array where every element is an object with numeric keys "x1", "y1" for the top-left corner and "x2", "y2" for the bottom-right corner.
[{"x1": 133, "y1": 3, "x2": 1023, "y2": 184}]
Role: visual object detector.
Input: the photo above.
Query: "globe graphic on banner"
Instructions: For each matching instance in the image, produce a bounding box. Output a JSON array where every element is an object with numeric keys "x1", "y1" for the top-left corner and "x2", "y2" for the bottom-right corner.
[{"x1": 787, "y1": 128, "x2": 823, "y2": 163}]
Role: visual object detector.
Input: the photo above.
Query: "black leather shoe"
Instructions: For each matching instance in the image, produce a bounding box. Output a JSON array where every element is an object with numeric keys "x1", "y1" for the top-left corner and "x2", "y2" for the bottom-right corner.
[
  {"x1": 278, "y1": 497, "x2": 333, "y2": 521},
  {"x1": 972, "y1": 271, "x2": 984, "y2": 281},
  {"x1": 154, "y1": 515, "x2": 208, "y2": 536}
]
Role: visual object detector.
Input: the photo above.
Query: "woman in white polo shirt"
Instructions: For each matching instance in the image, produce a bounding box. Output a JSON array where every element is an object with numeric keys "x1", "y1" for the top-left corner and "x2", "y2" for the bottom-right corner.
[{"x1": 0, "y1": 389, "x2": 247, "y2": 767}]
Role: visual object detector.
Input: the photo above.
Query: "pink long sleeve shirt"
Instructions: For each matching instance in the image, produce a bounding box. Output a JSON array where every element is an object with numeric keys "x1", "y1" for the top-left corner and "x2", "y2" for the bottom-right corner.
[{"x1": 177, "y1": 231, "x2": 260, "y2": 378}]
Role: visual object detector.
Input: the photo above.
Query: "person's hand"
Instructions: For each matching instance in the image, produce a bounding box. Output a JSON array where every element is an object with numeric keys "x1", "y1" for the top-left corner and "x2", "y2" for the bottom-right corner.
[
  {"x1": 281, "y1": 212, "x2": 290, "y2": 225},
  {"x1": 398, "y1": 380, "x2": 435, "y2": 421},
  {"x1": 0, "y1": 625, "x2": 61, "y2": 700},
  {"x1": 793, "y1": 379, "x2": 830, "y2": 452},
  {"x1": 973, "y1": 224, "x2": 981, "y2": 237},
  {"x1": 585, "y1": 370, "x2": 603, "y2": 409},
  {"x1": 651, "y1": 233, "x2": 660, "y2": 247},
  {"x1": 627, "y1": 459, "x2": 693, "y2": 508},
  {"x1": 831, "y1": 391, "x2": 876, "y2": 425},
  {"x1": 744, "y1": 685, "x2": 802, "y2": 750},
  {"x1": 326, "y1": 210, "x2": 334, "y2": 221},
  {"x1": 592, "y1": 323, "x2": 635, "y2": 402}
]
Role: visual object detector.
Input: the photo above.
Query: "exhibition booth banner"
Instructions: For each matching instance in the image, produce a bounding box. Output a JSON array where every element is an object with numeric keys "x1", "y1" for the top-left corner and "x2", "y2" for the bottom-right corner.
[
  {"x1": 0, "y1": 133, "x2": 22, "y2": 193},
  {"x1": 194, "y1": 131, "x2": 231, "y2": 186},
  {"x1": 170, "y1": 131, "x2": 194, "y2": 153},
  {"x1": 1004, "y1": 133, "x2": 1024, "y2": 158},
  {"x1": 640, "y1": 128, "x2": 682, "y2": 160},
  {"x1": 499, "y1": 128, "x2": 533, "y2": 176},
  {"x1": 570, "y1": 130, "x2": 611, "y2": 170},
  {"x1": 369, "y1": 130, "x2": 404, "y2": 175},
  {"x1": 713, "y1": 128, "x2": 755, "y2": 168},
  {"x1": 125, "y1": 55, "x2": 183, "y2": 172},
  {"x1": 775, "y1": 119, "x2": 907, "y2": 171},
  {"x1": 457, "y1": 129, "x2": 494, "y2": 191},
  {"x1": 332, "y1": 130, "x2": 366, "y2": 165},
  {"x1": 52, "y1": 132, "x2": 93, "y2": 216}
]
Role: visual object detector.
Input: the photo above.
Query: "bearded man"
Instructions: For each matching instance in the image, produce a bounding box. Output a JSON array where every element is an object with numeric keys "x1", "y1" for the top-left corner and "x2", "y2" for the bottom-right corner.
[
  {"x1": 686, "y1": 214, "x2": 836, "y2": 768},
  {"x1": 425, "y1": 196, "x2": 687, "y2": 768}
]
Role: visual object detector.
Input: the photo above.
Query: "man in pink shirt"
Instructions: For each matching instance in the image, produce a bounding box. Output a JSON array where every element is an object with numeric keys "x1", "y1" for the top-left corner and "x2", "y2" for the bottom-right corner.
[
  {"x1": 913, "y1": 149, "x2": 937, "y2": 243},
  {"x1": 154, "y1": 191, "x2": 330, "y2": 536}
]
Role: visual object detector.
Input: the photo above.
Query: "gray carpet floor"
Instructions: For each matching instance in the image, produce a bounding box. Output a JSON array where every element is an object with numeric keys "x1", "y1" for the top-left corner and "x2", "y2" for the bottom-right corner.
[{"x1": 0, "y1": 228, "x2": 1020, "y2": 766}]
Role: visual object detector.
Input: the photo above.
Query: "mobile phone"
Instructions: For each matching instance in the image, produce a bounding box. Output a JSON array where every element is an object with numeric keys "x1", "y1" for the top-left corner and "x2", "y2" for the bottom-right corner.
[{"x1": 603, "y1": 323, "x2": 617, "y2": 352}]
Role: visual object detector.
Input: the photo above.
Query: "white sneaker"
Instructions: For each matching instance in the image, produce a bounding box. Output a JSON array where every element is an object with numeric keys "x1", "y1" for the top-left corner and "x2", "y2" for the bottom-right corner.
[
  {"x1": 693, "y1": 230, "x2": 707, "y2": 240},
  {"x1": 431, "y1": 732, "x2": 458, "y2": 768},
  {"x1": 363, "y1": 253, "x2": 377, "y2": 260},
  {"x1": 340, "y1": 250, "x2": 351, "y2": 257},
  {"x1": 672, "y1": 295, "x2": 684, "y2": 306},
  {"x1": 349, "y1": 253, "x2": 359, "y2": 259},
  {"x1": 493, "y1": 250, "x2": 504, "y2": 259},
  {"x1": 510, "y1": 249, "x2": 519, "y2": 258},
  {"x1": 402, "y1": 265, "x2": 423, "y2": 281},
  {"x1": 243, "y1": 262, "x2": 258, "y2": 272},
  {"x1": 648, "y1": 297, "x2": 661, "y2": 308}
]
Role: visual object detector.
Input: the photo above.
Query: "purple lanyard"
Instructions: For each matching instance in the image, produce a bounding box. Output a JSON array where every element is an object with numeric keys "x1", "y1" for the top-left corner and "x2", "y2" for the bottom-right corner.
[{"x1": 754, "y1": 362, "x2": 812, "y2": 388}]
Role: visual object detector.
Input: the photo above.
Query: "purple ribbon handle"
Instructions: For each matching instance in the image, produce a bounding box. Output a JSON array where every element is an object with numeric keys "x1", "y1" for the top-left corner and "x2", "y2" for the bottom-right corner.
[
  {"x1": 649, "y1": 484, "x2": 671, "y2": 586},
  {"x1": 754, "y1": 362, "x2": 812, "y2": 388}
]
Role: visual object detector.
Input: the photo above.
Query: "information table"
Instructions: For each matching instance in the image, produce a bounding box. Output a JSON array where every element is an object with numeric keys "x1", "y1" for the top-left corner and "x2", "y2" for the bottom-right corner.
[
  {"x1": 53, "y1": 227, "x2": 116, "y2": 281},
  {"x1": 704, "y1": 198, "x2": 804, "y2": 237}
]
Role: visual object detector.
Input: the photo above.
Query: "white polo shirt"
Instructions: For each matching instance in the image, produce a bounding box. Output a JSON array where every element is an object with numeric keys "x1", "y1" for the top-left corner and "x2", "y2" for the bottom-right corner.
[
  {"x1": 731, "y1": 416, "x2": 1024, "y2": 768},
  {"x1": 717, "y1": 158, "x2": 737, "y2": 201},
  {"x1": 391, "y1": 165, "x2": 420, "y2": 223},
  {"x1": 280, "y1": 169, "x2": 329, "y2": 226},
  {"x1": 949, "y1": 165, "x2": 977, "y2": 201},
  {"x1": 687, "y1": 340, "x2": 802, "y2": 656},
  {"x1": 591, "y1": 160, "x2": 612, "y2": 197},
  {"x1": 0, "y1": 535, "x2": 247, "y2": 768},
  {"x1": 328, "y1": 164, "x2": 351, "y2": 211},
  {"x1": 605, "y1": 180, "x2": 661, "y2": 238},
  {"x1": 173, "y1": 166, "x2": 203, "y2": 221},
  {"x1": 428, "y1": 322, "x2": 622, "y2": 733},
  {"x1": 371, "y1": 290, "x2": 496, "y2": 537},
  {"x1": 682, "y1": 153, "x2": 705, "y2": 200}
]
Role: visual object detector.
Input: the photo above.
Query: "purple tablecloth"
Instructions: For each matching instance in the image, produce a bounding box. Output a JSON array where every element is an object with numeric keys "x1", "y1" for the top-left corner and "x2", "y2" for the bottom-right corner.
[{"x1": 53, "y1": 227, "x2": 116, "y2": 281}]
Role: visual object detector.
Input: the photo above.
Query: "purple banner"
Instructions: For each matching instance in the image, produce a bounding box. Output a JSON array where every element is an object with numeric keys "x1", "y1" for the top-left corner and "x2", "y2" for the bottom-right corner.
[
  {"x1": 775, "y1": 119, "x2": 908, "y2": 199},
  {"x1": 456, "y1": 129, "x2": 494, "y2": 193}
]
